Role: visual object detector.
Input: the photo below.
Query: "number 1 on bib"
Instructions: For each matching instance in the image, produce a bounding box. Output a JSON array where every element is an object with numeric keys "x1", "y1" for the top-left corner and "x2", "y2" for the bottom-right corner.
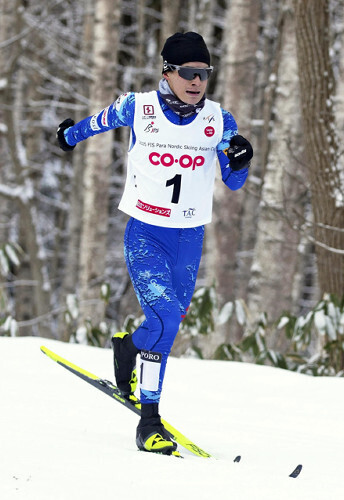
[{"x1": 166, "y1": 174, "x2": 182, "y2": 204}]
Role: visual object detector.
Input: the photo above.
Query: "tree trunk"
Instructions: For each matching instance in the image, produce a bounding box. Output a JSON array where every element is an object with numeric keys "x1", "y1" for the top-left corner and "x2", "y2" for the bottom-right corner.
[
  {"x1": 247, "y1": 1, "x2": 304, "y2": 335},
  {"x1": 160, "y1": 0, "x2": 182, "y2": 46},
  {"x1": 294, "y1": 0, "x2": 344, "y2": 296},
  {"x1": 60, "y1": 1, "x2": 93, "y2": 342},
  {"x1": 204, "y1": 0, "x2": 260, "y2": 351},
  {"x1": 78, "y1": 0, "x2": 120, "y2": 332}
]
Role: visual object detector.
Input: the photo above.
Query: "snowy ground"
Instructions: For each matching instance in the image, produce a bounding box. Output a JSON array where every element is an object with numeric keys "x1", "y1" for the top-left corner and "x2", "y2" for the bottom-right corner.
[{"x1": 1, "y1": 337, "x2": 344, "y2": 500}]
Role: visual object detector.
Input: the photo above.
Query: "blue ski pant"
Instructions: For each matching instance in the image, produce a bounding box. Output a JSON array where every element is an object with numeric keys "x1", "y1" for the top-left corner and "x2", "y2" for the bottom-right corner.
[{"x1": 124, "y1": 218, "x2": 204, "y2": 405}]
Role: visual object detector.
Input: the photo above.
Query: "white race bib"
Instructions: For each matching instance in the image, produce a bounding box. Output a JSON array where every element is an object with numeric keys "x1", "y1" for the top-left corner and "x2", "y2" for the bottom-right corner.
[{"x1": 118, "y1": 91, "x2": 223, "y2": 227}]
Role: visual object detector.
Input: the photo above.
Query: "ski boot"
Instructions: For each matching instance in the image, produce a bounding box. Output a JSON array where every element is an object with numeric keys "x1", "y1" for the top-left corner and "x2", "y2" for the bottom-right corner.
[
  {"x1": 136, "y1": 403, "x2": 177, "y2": 455},
  {"x1": 111, "y1": 332, "x2": 139, "y2": 397}
]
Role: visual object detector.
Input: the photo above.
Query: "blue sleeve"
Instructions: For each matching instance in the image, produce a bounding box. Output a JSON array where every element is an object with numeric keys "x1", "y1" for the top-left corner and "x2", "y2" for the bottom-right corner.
[
  {"x1": 217, "y1": 108, "x2": 249, "y2": 191},
  {"x1": 64, "y1": 92, "x2": 136, "y2": 146}
]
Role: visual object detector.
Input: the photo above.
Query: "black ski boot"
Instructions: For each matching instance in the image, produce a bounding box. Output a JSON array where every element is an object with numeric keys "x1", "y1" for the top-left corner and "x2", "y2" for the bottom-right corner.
[
  {"x1": 111, "y1": 332, "x2": 139, "y2": 396},
  {"x1": 136, "y1": 403, "x2": 177, "y2": 455}
]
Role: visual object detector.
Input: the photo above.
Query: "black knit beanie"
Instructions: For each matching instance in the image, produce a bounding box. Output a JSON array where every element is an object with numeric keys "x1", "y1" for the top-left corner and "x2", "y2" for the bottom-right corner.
[{"x1": 161, "y1": 32, "x2": 211, "y2": 66}]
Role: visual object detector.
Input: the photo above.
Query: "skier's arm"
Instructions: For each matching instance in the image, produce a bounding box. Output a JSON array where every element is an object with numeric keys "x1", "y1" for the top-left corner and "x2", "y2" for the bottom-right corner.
[
  {"x1": 57, "y1": 92, "x2": 136, "y2": 150},
  {"x1": 217, "y1": 109, "x2": 252, "y2": 191}
]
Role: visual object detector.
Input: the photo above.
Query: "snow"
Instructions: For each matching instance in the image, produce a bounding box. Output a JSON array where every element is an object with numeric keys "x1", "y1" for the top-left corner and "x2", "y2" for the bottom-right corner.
[
  {"x1": 66, "y1": 294, "x2": 78, "y2": 320},
  {"x1": 234, "y1": 299, "x2": 246, "y2": 326},
  {"x1": 0, "y1": 78, "x2": 8, "y2": 89},
  {"x1": 2, "y1": 337, "x2": 344, "y2": 500},
  {"x1": 0, "y1": 181, "x2": 34, "y2": 204},
  {"x1": 217, "y1": 301, "x2": 234, "y2": 325}
]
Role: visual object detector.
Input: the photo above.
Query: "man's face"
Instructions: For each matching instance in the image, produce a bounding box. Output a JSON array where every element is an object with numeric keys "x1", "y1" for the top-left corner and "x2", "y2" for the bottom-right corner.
[{"x1": 164, "y1": 62, "x2": 209, "y2": 105}]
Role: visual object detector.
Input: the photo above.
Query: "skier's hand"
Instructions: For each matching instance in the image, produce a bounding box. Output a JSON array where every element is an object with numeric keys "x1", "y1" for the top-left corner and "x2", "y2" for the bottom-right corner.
[
  {"x1": 57, "y1": 118, "x2": 75, "y2": 152},
  {"x1": 224, "y1": 135, "x2": 253, "y2": 171}
]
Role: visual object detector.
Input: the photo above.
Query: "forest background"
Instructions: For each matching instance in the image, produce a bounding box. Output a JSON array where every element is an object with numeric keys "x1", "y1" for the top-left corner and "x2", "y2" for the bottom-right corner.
[{"x1": 1, "y1": 0, "x2": 343, "y2": 373}]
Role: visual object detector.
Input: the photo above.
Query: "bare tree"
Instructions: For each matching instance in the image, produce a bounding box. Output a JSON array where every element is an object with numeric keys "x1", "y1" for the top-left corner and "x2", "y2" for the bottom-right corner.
[
  {"x1": 160, "y1": 0, "x2": 182, "y2": 47},
  {"x1": 294, "y1": 0, "x2": 344, "y2": 296},
  {"x1": 78, "y1": 0, "x2": 121, "y2": 332},
  {"x1": 0, "y1": 1, "x2": 53, "y2": 337},
  {"x1": 205, "y1": 0, "x2": 260, "y2": 334},
  {"x1": 247, "y1": 1, "x2": 305, "y2": 335}
]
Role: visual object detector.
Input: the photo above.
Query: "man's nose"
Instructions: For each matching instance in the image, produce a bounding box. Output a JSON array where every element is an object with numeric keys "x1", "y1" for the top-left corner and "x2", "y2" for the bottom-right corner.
[{"x1": 191, "y1": 74, "x2": 202, "y2": 83}]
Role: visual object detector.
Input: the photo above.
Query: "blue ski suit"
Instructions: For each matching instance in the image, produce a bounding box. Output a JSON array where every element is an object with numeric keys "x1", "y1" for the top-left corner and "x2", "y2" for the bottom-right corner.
[{"x1": 65, "y1": 91, "x2": 248, "y2": 404}]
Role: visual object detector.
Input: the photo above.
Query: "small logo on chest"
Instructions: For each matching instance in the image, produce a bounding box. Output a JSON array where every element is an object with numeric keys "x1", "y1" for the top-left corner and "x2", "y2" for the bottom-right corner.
[
  {"x1": 204, "y1": 126, "x2": 215, "y2": 137},
  {"x1": 183, "y1": 208, "x2": 196, "y2": 219},
  {"x1": 143, "y1": 105, "x2": 155, "y2": 116},
  {"x1": 144, "y1": 121, "x2": 159, "y2": 133},
  {"x1": 203, "y1": 114, "x2": 215, "y2": 123}
]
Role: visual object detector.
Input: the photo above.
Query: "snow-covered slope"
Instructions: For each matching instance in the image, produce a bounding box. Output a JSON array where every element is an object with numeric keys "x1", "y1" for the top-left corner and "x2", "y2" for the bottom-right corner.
[{"x1": 1, "y1": 337, "x2": 344, "y2": 499}]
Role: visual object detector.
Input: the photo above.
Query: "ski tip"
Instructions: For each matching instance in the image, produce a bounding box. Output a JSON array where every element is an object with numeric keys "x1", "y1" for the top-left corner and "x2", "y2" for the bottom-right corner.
[
  {"x1": 41, "y1": 345, "x2": 53, "y2": 357},
  {"x1": 289, "y1": 464, "x2": 303, "y2": 478}
]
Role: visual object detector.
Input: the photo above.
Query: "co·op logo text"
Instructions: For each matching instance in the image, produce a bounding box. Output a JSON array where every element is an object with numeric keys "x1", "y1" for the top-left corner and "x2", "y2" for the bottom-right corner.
[{"x1": 149, "y1": 152, "x2": 205, "y2": 171}]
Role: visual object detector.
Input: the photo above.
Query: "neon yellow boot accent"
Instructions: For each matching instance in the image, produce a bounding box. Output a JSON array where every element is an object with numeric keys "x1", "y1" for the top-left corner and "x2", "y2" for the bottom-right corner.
[
  {"x1": 129, "y1": 368, "x2": 137, "y2": 394},
  {"x1": 112, "y1": 331, "x2": 129, "y2": 340},
  {"x1": 143, "y1": 433, "x2": 177, "y2": 454}
]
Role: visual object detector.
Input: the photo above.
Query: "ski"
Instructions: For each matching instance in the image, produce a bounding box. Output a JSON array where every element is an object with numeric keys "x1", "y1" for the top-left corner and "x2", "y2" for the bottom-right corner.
[{"x1": 40, "y1": 345, "x2": 211, "y2": 458}]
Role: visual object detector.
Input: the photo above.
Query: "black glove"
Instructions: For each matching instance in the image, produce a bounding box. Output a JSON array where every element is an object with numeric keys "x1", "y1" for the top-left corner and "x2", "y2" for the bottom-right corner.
[
  {"x1": 57, "y1": 118, "x2": 75, "y2": 151},
  {"x1": 225, "y1": 135, "x2": 253, "y2": 171}
]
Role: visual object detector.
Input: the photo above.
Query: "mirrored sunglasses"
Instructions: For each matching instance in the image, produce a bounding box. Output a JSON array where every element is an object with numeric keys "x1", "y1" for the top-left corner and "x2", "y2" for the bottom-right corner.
[{"x1": 164, "y1": 63, "x2": 213, "y2": 81}]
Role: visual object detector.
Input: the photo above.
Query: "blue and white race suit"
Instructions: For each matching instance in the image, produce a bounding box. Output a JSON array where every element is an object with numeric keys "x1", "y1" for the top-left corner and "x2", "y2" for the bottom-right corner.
[{"x1": 65, "y1": 91, "x2": 249, "y2": 404}]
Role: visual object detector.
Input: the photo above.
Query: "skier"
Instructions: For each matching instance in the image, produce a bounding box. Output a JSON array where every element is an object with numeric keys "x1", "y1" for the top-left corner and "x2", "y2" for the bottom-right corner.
[{"x1": 57, "y1": 31, "x2": 253, "y2": 455}]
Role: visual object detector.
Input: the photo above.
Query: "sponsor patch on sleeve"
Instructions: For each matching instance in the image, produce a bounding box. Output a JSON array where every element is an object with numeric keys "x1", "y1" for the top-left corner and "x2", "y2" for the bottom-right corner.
[
  {"x1": 90, "y1": 111, "x2": 101, "y2": 131},
  {"x1": 115, "y1": 93, "x2": 129, "y2": 111},
  {"x1": 101, "y1": 106, "x2": 110, "y2": 127}
]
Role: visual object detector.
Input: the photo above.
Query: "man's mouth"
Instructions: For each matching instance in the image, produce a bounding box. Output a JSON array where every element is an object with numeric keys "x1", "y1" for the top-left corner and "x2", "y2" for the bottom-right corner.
[{"x1": 186, "y1": 90, "x2": 200, "y2": 95}]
